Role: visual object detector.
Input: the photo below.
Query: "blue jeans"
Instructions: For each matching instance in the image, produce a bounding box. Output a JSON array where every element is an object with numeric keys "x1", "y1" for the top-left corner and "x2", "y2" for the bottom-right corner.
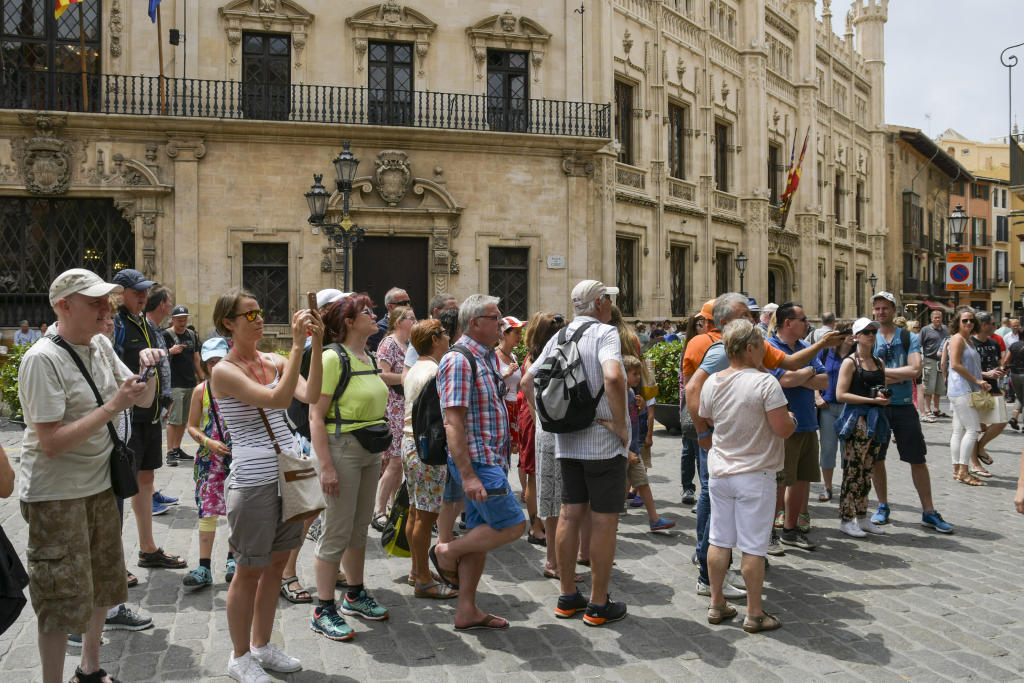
[
  {"x1": 696, "y1": 446, "x2": 711, "y2": 584},
  {"x1": 680, "y1": 438, "x2": 697, "y2": 492},
  {"x1": 818, "y1": 403, "x2": 845, "y2": 471}
]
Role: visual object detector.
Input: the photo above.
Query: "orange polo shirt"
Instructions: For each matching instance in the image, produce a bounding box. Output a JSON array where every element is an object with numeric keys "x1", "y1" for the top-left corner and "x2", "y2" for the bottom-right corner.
[{"x1": 681, "y1": 327, "x2": 786, "y2": 379}]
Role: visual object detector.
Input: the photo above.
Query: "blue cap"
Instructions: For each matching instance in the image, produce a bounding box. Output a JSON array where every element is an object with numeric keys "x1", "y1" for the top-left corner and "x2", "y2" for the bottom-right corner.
[
  {"x1": 200, "y1": 336, "x2": 229, "y2": 362},
  {"x1": 112, "y1": 268, "x2": 156, "y2": 291},
  {"x1": 746, "y1": 297, "x2": 761, "y2": 313}
]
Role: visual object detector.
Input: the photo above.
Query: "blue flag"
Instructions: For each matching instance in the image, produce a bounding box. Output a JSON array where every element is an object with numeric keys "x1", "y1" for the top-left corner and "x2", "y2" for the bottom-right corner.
[{"x1": 148, "y1": 0, "x2": 161, "y2": 23}]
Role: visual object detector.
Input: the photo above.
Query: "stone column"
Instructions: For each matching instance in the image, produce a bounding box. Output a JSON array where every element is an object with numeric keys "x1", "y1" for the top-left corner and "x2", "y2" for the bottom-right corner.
[{"x1": 164, "y1": 136, "x2": 206, "y2": 311}]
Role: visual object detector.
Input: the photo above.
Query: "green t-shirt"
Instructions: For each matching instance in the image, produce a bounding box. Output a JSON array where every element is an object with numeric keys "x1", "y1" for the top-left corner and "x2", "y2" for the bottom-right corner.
[{"x1": 321, "y1": 345, "x2": 388, "y2": 434}]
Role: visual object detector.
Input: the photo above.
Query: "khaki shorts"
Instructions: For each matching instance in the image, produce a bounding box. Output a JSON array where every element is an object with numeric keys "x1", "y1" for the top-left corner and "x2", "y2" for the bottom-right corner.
[
  {"x1": 20, "y1": 489, "x2": 128, "y2": 634},
  {"x1": 640, "y1": 444, "x2": 652, "y2": 469},
  {"x1": 315, "y1": 433, "x2": 381, "y2": 564},
  {"x1": 777, "y1": 431, "x2": 821, "y2": 486},
  {"x1": 922, "y1": 357, "x2": 946, "y2": 397},
  {"x1": 168, "y1": 386, "x2": 194, "y2": 425},
  {"x1": 626, "y1": 456, "x2": 649, "y2": 488},
  {"x1": 226, "y1": 482, "x2": 303, "y2": 567}
]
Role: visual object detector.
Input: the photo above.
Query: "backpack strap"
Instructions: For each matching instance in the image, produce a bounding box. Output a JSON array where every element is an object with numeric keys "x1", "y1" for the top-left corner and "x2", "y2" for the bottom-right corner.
[
  {"x1": 900, "y1": 328, "x2": 911, "y2": 357},
  {"x1": 112, "y1": 313, "x2": 126, "y2": 356},
  {"x1": 328, "y1": 344, "x2": 383, "y2": 426}
]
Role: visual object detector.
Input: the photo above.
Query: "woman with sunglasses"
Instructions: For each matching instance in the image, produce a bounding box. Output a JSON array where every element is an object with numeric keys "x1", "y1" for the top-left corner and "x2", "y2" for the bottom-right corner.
[
  {"x1": 211, "y1": 289, "x2": 323, "y2": 681},
  {"x1": 946, "y1": 307, "x2": 989, "y2": 486},
  {"x1": 308, "y1": 295, "x2": 391, "y2": 642},
  {"x1": 834, "y1": 317, "x2": 891, "y2": 538}
]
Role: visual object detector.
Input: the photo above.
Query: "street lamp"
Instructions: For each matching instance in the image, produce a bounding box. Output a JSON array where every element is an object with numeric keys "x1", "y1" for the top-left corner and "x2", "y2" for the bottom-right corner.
[
  {"x1": 304, "y1": 141, "x2": 365, "y2": 291},
  {"x1": 868, "y1": 272, "x2": 878, "y2": 293},
  {"x1": 735, "y1": 251, "x2": 748, "y2": 296},
  {"x1": 948, "y1": 204, "x2": 969, "y2": 307}
]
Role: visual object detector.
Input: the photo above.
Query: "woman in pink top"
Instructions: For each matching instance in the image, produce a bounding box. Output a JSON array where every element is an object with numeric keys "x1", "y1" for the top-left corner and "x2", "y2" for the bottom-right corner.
[{"x1": 698, "y1": 319, "x2": 796, "y2": 634}]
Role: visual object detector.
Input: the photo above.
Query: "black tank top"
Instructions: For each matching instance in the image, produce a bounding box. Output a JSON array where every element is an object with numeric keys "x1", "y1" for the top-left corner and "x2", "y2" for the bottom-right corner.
[{"x1": 848, "y1": 352, "x2": 885, "y2": 399}]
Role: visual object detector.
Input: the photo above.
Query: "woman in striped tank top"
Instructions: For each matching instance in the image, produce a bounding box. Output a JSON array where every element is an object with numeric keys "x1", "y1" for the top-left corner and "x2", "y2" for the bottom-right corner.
[{"x1": 210, "y1": 289, "x2": 324, "y2": 682}]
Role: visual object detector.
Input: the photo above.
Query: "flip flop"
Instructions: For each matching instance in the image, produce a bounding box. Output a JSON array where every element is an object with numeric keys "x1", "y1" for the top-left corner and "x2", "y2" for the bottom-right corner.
[
  {"x1": 970, "y1": 469, "x2": 993, "y2": 478},
  {"x1": 542, "y1": 568, "x2": 584, "y2": 582},
  {"x1": 429, "y1": 545, "x2": 459, "y2": 589},
  {"x1": 978, "y1": 450, "x2": 994, "y2": 465},
  {"x1": 957, "y1": 475, "x2": 986, "y2": 486},
  {"x1": 454, "y1": 613, "x2": 509, "y2": 631},
  {"x1": 414, "y1": 580, "x2": 458, "y2": 599}
]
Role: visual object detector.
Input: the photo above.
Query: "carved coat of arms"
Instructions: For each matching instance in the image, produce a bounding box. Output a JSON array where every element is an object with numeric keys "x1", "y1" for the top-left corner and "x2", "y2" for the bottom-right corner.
[
  {"x1": 374, "y1": 150, "x2": 411, "y2": 206},
  {"x1": 21, "y1": 136, "x2": 72, "y2": 195}
]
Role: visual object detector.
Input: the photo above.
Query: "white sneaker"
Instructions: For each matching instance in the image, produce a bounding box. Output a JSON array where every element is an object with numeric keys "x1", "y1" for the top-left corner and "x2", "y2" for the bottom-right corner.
[
  {"x1": 858, "y1": 518, "x2": 886, "y2": 535},
  {"x1": 839, "y1": 519, "x2": 867, "y2": 537},
  {"x1": 696, "y1": 579, "x2": 746, "y2": 599},
  {"x1": 250, "y1": 642, "x2": 301, "y2": 673},
  {"x1": 228, "y1": 652, "x2": 272, "y2": 683},
  {"x1": 725, "y1": 569, "x2": 746, "y2": 590}
]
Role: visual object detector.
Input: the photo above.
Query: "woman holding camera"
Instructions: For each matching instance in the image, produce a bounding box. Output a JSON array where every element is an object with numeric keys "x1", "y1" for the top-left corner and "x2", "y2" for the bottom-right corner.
[
  {"x1": 834, "y1": 318, "x2": 891, "y2": 538},
  {"x1": 946, "y1": 307, "x2": 989, "y2": 486}
]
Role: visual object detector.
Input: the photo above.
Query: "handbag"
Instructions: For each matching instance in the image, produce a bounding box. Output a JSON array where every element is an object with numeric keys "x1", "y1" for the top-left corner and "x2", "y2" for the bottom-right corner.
[
  {"x1": 50, "y1": 336, "x2": 139, "y2": 499},
  {"x1": 352, "y1": 422, "x2": 394, "y2": 453},
  {"x1": 256, "y1": 407, "x2": 325, "y2": 523},
  {"x1": 380, "y1": 482, "x2": 411, "y2": 558},
  {"x1": 0, "y1": 525, "x2": 28, "y2": 636},
  {"x1": 969, "y1": 390, "x2": 994, "y2": 412}
]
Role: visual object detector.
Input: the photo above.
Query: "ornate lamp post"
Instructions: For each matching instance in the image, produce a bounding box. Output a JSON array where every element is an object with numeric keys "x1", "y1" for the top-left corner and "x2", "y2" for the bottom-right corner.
[
  {"x1": 735, "y1": 251, "x2": 748, "y2": 296},
  {"x1": 868, "y1": 272, "x2": 878, "y2": 293},
  {"x1": 948, "y1": 204, "x2": 969, "y2": 307},
  {"x1": 305, "y1": 141, "x2": 365, "y2": 291}
]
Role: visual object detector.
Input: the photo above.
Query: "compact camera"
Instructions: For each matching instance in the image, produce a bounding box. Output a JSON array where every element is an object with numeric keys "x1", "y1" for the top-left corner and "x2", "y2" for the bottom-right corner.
[{"x1": 871, "y1": 385, "x2": 893, "y2": 398}]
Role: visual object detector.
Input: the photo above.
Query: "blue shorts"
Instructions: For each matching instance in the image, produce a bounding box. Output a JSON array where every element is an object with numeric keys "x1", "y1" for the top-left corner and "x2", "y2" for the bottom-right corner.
[
  {"x1": 443, "y1": 460, "x2": 465, "y2": 504},
  {"x1": 447, "y1": 458, "x2": 525, "y2": 531}
]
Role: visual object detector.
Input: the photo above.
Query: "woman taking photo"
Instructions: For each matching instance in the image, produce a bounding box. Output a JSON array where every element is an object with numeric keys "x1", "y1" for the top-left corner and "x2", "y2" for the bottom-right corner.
[
  {"x1": 815, "y1": 323, "x2": 856, "y2": 502},
  {"x1": 211, "y1": 289, "x2": 323, "y2": 682},
  {"x1": 372, "y1": 305, "x2": 415, "y2": 531},
  {"x1": 402, "y1": 319, "x2": 457, "y2": 598},
  {"x1": 698, "y1": 319, "x2": 793, "y2": 633},
  {"x1": 834, "y1": 318, "x2": 891, "y2": 537},
  {"x1": 309, "y1": 295, "x2": 391, "y2": 642},
  {"x1": 946, "y1": 307, "x2": 989, "y2": 486}
]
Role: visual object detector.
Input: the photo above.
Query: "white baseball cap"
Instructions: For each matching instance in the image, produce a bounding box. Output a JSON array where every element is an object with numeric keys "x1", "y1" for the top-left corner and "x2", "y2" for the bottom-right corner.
[
  {"x1": 851, "y1": 317, "x2": 880, "y2": 336},
  {"x1": 315, "y1": 288, "x2": 346, "y2": 309},
  {"x1": 872, "y1": 291, "x2": 897, "y2": 306},
  {"x1": 49, "y1": 269, "x2": 122, "y2": 306},
  {"x1": 571, "y1": 280, "x2": 619, "y2": 313},
  {"x1": 762, "y1": 303, "x2": 779, "y2": 314}
]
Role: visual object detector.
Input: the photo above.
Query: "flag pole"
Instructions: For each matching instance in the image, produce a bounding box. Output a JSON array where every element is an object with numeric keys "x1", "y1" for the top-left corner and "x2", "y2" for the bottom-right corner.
[
  {"x1": 78, "y1": 2, "x2": 88, "y2": 110},
  {"x1": 157, "y1": 3, "x2": 166, "y2": 114}
]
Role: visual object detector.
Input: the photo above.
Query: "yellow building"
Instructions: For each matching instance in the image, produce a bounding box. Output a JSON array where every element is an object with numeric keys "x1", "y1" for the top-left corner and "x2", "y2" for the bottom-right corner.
[{"x1": 0, "y1": 0, "x2": 890, "y2": 342}]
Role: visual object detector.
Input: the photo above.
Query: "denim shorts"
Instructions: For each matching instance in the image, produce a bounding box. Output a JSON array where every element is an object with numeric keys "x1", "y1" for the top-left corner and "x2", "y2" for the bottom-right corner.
[
  {"x1": 443, "y1": 459, "x2": 465, "y2": 504},
  {"x1": 447, "y1": 458, "x2": 525, "y2": 531}
]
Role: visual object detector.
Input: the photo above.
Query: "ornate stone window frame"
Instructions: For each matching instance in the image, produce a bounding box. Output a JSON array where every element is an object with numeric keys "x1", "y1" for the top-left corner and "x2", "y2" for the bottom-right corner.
[
  {"x1": 225, "y1": 225, "x2": 306, "y2": 338},
  {"x1": 346, "y1": 3, "x2": 437, "y2": 86},
  {"x1": 466, "y1": 10, "x2": 552, "y2": 97},
  {"x1": 219, "y1": 0, "x2": 314, "y2": 81}
]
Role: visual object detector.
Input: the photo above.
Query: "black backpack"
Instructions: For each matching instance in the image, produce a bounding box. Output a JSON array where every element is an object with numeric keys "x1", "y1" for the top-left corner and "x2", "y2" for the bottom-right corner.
[
  {"x1": 410, "y1": 345, "x2": 475, "y2": 466},
  {"x1": 286, "y1": 343, "x2": 379, "y2": 438},
  {"x1": 533, "y1": 321, "x2": 605, "y2": 433}
]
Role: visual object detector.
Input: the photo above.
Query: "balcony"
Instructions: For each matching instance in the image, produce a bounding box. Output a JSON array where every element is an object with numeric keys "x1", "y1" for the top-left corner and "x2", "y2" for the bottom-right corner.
[
  {"x1": 0, "y1": 69, "x2": 611, "y2": 138},
  {"x1": 903, "y1": 276, "x2": 921, "y2": 294}
]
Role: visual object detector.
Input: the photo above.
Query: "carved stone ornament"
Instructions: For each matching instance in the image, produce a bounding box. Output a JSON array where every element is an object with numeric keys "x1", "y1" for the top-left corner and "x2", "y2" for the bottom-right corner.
[
  {"x1": 500, "y1": 9, "x2": 516, "y2": 32},
  {"x1": 259, "y1": 0, "x2": 276, "y2": 12},
  {"x1": 220, "y1": 0, "x2": 313, "y2": 68},
  {"x1": 109, "y1": 0, "x2": 123, "y2": 59},
  {"x1": 623, "y1": 30, "x2": 633, "y2": 55},
  {"x1": 466, "y1": 13, "x2": 551, "y2": 82},
  {"x1": 16, "y1": 113, "x2": 72, "y2": 195},
  {"x1": 373, "y1": 150, "x2": 412, "y2": 206},
  {"x1": 382, "y1": 0, "x2": 401, "y2": 23},
  {"x1": 562, "y1": 152, "x2": 595, "y2": 177}
]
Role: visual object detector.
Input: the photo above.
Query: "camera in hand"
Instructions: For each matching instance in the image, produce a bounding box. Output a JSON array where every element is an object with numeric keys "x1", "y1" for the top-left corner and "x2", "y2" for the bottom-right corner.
[
  {"x1": 871, "y1": 385, "x2": 893, "y2": 398},
  {"x1": 837, "y1": 328, "x2": 853, "y2": 335}
]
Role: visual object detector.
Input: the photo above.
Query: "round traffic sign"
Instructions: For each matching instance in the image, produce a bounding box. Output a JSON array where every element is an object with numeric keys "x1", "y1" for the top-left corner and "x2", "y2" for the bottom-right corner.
[{"x1": 950, "y1": 264, "x2": 970, "y2": 282}]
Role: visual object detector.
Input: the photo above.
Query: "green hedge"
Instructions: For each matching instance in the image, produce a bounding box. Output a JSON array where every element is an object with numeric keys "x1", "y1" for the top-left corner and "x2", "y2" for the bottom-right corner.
[
  {"x1": 0, "y1": 343, "x2": 30, "y2": 420},
  {"x1": 643, "y1": 340, "x2": 683, "y2": 405}
]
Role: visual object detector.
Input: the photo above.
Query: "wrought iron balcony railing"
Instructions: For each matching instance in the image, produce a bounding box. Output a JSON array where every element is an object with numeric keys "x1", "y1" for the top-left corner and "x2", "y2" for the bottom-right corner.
[{"x1": 0, "y1": 69, "x2": 611, "y2": 138}]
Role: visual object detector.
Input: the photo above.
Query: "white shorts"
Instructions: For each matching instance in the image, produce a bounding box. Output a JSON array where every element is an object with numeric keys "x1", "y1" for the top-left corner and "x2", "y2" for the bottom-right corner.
[
  {"x1": 708, "y1": 469, "x2": 777, "y2": 557},
  {"x1": 978, "y1": 395, "x2": 1008, "y2": 425}
]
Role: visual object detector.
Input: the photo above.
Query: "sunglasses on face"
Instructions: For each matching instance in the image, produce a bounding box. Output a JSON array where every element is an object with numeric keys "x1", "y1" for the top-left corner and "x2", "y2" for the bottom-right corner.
[
  {"x1": 230, "y1": 309, "x2": 263, "y2": 322},
  {"x1": 360, "y1": 308, "x2": 374, "y2": 317},
  {"x1": 476, "y1": 314, "x2": 500, "y2": 321},
  {"x1": 860, "y1": 329, "x2": 878, "y2": 336},
  {"x1": 961, "y1": 318, "x2": 975, "y2": 324},
  {"x1": 392, "y1": 300, "x2": 411, "y2": 306}
]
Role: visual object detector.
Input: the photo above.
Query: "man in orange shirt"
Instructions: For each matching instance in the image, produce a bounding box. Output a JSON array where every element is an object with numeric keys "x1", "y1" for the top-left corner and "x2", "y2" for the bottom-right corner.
[{"x1": 683, "y1": 293, "x2": 842, "y2": 595}]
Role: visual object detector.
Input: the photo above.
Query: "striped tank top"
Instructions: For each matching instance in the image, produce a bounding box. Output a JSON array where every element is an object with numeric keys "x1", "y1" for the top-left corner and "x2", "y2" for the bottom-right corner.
[{"x1": 217, "y1": 368, "x2": 293, "y2": 488}]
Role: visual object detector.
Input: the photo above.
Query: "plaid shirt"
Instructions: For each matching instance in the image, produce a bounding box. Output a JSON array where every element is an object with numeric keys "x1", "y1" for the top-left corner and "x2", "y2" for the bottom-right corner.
[{"x1": 437, "y1": 335, "x2": 511, "y2": 469}]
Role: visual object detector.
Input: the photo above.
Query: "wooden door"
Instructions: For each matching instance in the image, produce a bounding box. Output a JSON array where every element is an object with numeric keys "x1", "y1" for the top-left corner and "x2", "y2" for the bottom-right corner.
[{"x1": 352, "y1": 236, "x2": 429, "y2": 319}]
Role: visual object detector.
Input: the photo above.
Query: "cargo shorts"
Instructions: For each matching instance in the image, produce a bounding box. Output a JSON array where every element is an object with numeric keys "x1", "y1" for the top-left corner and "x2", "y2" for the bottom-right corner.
[{"x1": 20, "y1": 489, "x2": 128, "y2": 634}]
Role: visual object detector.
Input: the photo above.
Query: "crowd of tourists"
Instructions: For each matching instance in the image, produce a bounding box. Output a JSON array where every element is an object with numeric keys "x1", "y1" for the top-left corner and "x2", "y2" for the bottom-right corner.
[{"x1": 7, "y1": 267, "x2": 1024, "y2": 683}]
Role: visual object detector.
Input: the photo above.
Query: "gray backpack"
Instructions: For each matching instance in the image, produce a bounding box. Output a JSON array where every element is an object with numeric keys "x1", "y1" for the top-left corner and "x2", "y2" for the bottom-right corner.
[{"x1": 533, "y1": 322, "x2": 605, "y2": 433}]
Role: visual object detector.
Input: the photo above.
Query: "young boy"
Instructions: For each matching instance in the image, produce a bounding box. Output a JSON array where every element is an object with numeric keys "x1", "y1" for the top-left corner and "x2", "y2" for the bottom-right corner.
[{"x1": 624, "y1": 356, "x2": 675, "y2": 531}]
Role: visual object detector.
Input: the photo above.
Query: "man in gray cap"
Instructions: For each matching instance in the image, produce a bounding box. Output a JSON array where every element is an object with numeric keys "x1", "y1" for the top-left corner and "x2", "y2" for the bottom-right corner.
[
  {"x1": 163, "y1": 304, "x2": 203, "y2": 466},
  {"x1": 112, "y1": 268, "x2": 188, "y2": 570}
]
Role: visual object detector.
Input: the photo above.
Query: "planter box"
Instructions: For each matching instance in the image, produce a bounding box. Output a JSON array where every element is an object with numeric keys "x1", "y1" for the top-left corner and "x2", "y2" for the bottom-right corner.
[{"x1": 653, "y1": 403, "x2": 681, "y2": 435}]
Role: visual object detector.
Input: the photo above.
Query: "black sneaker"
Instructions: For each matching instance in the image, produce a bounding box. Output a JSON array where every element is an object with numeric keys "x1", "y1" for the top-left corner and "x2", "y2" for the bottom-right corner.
[
  {"x1": 165, "y1": 450, "x2": 178, "y2": 468},
  {"x1": 766, "y1": 530, "x2": 786, "y2": 556},
  {"x1": 583, "y1": 596, "x2": 627, "y2": 627},
  {"x1": 554, "y1": 591, "x2": 589, "y2": 618},
  {"x1": 681, "y1": 488, "x2": 696, "y2": 505},
  {"x1": 1009, "y1": 416, "x2": 1020, "y2": 432},
  {"x1": 103, "y1": 604, "x2": 153, "y2": 631},
  {"x1": 779, "y1": 528, "x2": 816, "y2": 550},
  {"x1": 175, "y1": 448, "x2": 194, "y2": 461}
]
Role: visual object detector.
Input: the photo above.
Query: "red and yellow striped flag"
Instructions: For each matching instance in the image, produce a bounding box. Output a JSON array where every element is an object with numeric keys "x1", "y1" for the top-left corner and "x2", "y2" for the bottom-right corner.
[{"x1": 54, "y1": 0, "x2": 84, "y2": 20}]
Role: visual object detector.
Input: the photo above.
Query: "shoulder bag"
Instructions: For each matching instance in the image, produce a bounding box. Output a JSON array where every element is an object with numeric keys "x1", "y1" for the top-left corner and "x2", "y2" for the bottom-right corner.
[
  {"x1": 256, "y1": 407, "x2": 325, "y2": 523},
  {"x1": 50, "y1": 335, "x2": 139, "y2": 499}
]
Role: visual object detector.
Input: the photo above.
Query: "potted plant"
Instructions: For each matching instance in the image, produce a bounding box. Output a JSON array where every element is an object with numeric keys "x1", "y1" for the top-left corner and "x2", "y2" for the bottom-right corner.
[
  {"x1": 0, "y1": 342, "x2": 29, "y2": 428},
  {"x1": 643, "y1": 340, "x2": 683, "y2": 434}
]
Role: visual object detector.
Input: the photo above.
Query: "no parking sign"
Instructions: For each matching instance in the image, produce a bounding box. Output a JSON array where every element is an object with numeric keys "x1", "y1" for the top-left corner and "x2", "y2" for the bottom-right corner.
[{"x1": 945, "y1": 252, "x2": 973, "y2": 291}]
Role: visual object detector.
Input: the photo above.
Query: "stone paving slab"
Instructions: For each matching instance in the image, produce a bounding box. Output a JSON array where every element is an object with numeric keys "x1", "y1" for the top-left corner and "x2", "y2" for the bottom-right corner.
[{"x1": 1, "y1": 402, "x2": 1023, "y2": 681}]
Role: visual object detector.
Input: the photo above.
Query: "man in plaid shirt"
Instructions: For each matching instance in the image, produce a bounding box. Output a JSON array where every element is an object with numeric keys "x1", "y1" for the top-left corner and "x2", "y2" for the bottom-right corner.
[{"x1": 431, "y1": 294, "x2": 526, "y2": 631}]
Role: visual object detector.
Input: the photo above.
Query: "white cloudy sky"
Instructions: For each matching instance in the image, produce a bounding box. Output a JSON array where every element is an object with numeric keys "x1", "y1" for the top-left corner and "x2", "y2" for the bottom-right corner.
[{"x1": 881, "y1": 0, "x2": 1022, "y2": 141}]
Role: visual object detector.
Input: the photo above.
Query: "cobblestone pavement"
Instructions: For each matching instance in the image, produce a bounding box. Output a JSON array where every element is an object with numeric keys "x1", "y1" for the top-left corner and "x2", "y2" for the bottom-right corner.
[{"x1": 1, "y1": 405, "x2": 1024, "y2": 682}]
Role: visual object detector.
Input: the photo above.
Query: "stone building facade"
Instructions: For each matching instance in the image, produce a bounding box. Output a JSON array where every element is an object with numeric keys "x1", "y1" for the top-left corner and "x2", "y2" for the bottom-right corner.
[{"x1": 0, "y1": 0, "x2": 889, "y2": 341}]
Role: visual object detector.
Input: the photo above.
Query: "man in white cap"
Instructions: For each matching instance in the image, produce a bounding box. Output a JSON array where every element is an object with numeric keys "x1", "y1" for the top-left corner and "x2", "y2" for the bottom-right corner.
[
  {"x1": 18, "y1": 269, "x2": 163, "y2": 683},
  {"x1": 758, "y1": 303, "x2": 778, "y2": 338},
  {"x1": 163, "y1": 304, "x2": 204, "y2": 466},
  {"x1": 869, "y1": 291, "x2": 953, "y2": 533},
  {"x1": 522, "y1": 279, "x2": 630, "y2": 627}
]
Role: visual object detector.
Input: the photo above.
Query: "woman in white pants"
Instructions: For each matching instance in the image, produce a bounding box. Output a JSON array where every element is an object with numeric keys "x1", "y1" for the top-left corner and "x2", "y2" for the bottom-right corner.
[{"x1": 947, "y1": 307, "x2": 989, "y2": 486}]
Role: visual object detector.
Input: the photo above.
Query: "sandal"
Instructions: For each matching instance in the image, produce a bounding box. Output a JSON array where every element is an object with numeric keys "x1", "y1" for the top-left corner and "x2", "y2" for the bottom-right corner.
[
  {"x1": 370, "y1": 512, "x2": 388, "y2": 532},
  {"x1": 138, "y1": 547, "x2": 186, "y2": 569},
  {"x1": 126, "y1": 571, "x2": 138, "y2": 588},
  {"x1": 280, "y1": 576, "x2": 313, "y2": 603},
  {"x1": 743, "y1": 611, "x2": 782, "y2": 633},
  {"x1": 454, "y1": 613, "x2": 509, "y2": 631},
  {"x1": 414, "y1": 580, "x2": 458, "y2": 599},
  {"x1": 542, "y1": 568, "x2": 584, "y2": 582},
  {"x1": 970, "y1": 468, "x2": 993, "y2": 478},
  {"x1": 707, "y1": 603, "x2": 738, "y2": 624},
  {"x1": 934, "y1": 410, "x2": 949, "y2": 418},
  {"x1": 70, "y1": 665, "x2": 121, "y2": 683},
  {"x1": 797, "y1": 512, "x2": 811, "y2": 534},
  {"x1": 429, "y1": 545, "x2": 460, "y2": 589},
  {"x1": 957, "y1": 475, "x2": 986, "y2": 486},
  {"x1": 818, "y1": 487, "x2": 833, "y2": 503},
  {"x1": 978, "y1": 450, "x2": 994, "y2": 466}
]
